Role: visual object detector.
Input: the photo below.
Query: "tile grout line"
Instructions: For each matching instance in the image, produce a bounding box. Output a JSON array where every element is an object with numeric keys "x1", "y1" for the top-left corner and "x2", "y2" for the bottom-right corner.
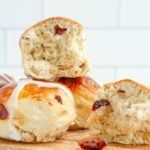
[
  {"x1": 3, "y1": 66, "x2": 150, "y2": 69},
  {"x1": 86, "y1": 27, "x2": 150, "y2": 30},
  {"x1": 1, "y1": 27, "x2": 150, "y2": 31},
  {"x1": 0, "y1": 27, "x2": 25, "y2": 30},
  {"x1": 93, "y1": 66, "x2": 150, "y2": 69},
  {"x1": 0, "y1": 67, "x2": 22, "y2": 69}
]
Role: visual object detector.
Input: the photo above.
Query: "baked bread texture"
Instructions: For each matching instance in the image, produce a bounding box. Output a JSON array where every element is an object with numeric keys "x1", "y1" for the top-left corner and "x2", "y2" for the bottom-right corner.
[
  {"x1": 88, "y1": 79, "x2": 150, "y2": 144},
  {"x1": 0, "y1": 75, "x2": 76, "y2": 142},
  {"x1": 19, "y1": 17, "x2": 89, "y2": 80},
  {"x1": 59, "y1": 76, "x2": 100, "y2": 129}
]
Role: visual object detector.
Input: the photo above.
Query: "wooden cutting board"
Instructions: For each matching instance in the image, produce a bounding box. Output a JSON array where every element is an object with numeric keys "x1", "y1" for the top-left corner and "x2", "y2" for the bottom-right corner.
[{"x1": 0, "y1": 130, "x2": 149, "y2": 150}]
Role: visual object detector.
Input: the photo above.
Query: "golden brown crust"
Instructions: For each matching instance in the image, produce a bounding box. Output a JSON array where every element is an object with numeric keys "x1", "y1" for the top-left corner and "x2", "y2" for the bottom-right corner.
[
  {"x1": 104, "y1": 79, "x2": 150, "y2": 93},
  {"x1": 0, "y1": 79, "x2": 68, "y2": 104},
  {"x1": 0, "y1": 85, "x2": 15, "y2": 104},
  {"x1": 19, "y1": 16, "x2": 83, "y2": 47},
  {"x1": 18, "y1": 84, "x2": 61, "y2": 100},
  {"x1": 37, "y1": 17, "x2": 83, "y2": 28},
  {"x1": 0, "y1": 82, "x2": 66, "y2": 105},
  {"x1": 58, "y1": 76, "x2": 100, "y2": 129},
  {"x1": 58, "y1": 76, "x2": 100, "y2": 99},
  {"x1": 0, "y1": 79, "x2": 67, "y2": 104},
  {"x1": 0, "y1": 74, "x2": 16, "y2": 104},
  {"x1": 59, "y1": 76, "x2": 100, "y2": 92}
]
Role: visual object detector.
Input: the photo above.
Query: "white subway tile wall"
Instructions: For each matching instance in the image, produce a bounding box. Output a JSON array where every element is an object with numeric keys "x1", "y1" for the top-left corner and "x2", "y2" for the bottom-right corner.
[
  {"x1": 0, "y1": 0, "x2": 43, "y2": 28},
  {"x1": 121, "y1": 0, "x2": 150, "y2": 27},
  {"x1": 44, "y1": 0, "x2": 119, "y2": 28},
  {"x1": 6, "y1": 30, "x2": 24, "y2": 67},
  {"x1": 88, "y1": 68, "x2": 116, "y2": 84},
  {"x1": 0, "y1": 0, "x2": 150, "y2": 85},
  {"x1": 0, "y1": 68, "x2": 25, "y2": 80},
  {"x1": 86, "y1": 29, "x2": 150, "y2": 66},
  {"x1": 0, "y1": 30, "x2": 5, "y2": 66},
  {"x1": 117, "y1": 68, "x2": 150, "y2": 86}
]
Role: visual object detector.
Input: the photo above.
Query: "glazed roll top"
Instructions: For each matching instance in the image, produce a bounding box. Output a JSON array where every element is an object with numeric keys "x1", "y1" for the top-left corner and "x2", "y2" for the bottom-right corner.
[{"x1": 0, "y1": 74, "x2": 76, "y2": 142}]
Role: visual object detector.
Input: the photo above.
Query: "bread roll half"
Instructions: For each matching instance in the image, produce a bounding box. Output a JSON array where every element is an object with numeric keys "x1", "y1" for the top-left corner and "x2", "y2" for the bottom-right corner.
[
  {"x1": 88, "y1": 79, "x2": 150, "y2": 144},
  {"x1": 19, "y1": 17, "x2": 89, "y2": 80}
]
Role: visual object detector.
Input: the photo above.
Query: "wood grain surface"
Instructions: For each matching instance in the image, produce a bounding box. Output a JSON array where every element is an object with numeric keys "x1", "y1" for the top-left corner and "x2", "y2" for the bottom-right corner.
[{"x1": 0, "y1": 130, "x2": 149, "y2": 150}]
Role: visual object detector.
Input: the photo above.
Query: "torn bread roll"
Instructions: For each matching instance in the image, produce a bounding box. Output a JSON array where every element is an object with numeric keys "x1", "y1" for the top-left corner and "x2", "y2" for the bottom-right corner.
[
  {"x1": 0, "y1": 74, "x2": 76, "y2": 142},
  {"x1": 19, "y1": 17, "x2": 90, "y2": 80},
  {"x1": 88, "y1": 79, "x2": 150, "y2": 144},
  {"x1": 58, "y1": 76, "x2": 100, "y2": 129}
]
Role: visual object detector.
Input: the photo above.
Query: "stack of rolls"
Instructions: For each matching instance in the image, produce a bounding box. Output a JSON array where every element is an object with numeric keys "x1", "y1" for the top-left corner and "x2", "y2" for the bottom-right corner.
[
  {"x1": 0, "y1": 17, "x2": 100, "y2": 143},
  {"x1": 1, "y1": 17, "x2": 150, "y2": 145}
]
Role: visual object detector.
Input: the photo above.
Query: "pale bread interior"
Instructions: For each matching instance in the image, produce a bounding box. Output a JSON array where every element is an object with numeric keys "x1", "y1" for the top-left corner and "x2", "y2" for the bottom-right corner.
[
  {"x1": 20, "y1": 17, "x2": 89, "y2": 80},
  {"x1": 88, "y1": 79, "x2": 150, "y2": 144}
]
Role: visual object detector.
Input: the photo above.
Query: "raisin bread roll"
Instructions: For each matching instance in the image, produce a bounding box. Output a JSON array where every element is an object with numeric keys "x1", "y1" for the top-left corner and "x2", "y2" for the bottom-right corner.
[
  {"x1": 0, "y1": 75, "x2": 76, "y2": 142},
  {"x1": 88, "y1": 79, "x2": 150, "y2": 144},
  {"x1": 19, "y1": 17, "x2": 89, "y2": 80},
  {"x1": 59, "y1": 76, "x2": 100, "y2": 129}
]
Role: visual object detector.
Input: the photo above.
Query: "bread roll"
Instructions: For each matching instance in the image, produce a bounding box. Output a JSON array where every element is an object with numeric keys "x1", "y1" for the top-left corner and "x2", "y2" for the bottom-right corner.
[
  {"x1": 0, "y1": 76, "x2": 76, "y2": 142},
  {"x1": 58, "y1": 76, "x2": 100, "y2": 129},
  {"x1": 19, "y1": 17, "x2": 89, "y2": 80},
  {"x1": 88, "y1": 79, "x2": 150, "y2": 144}
]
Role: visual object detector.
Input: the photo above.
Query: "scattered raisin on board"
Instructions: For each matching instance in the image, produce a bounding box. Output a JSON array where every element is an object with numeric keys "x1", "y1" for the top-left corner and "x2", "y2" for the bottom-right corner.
[{"x1": 79, "y1": 140, "x2": 106, "y2": 150}]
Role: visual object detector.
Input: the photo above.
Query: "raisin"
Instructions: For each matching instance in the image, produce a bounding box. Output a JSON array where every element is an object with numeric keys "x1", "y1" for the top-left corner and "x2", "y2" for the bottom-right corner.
[
  {"x1": 92, "y1": 99, "x2": 110, "y2": 111},
  {"x1": 117, "y1": 89, "x2": 125, "y2": 94},
  {"x1": 79, "y1": 140, "x2": 106, "y2": 150},
  {"x1": 54, "y1": 25, "x2": 67, "y2": 35},
  {"x1": 97, "y1": 140, "x2": 107, "y2": 150},
  {"x1": 0, "y1": 104, "x2": 8, "y2": 119},
  {"x1": 79, "y1": 140, "x2": 97, "y2": 150},
  {"x1": 79, "y1": 63, "x2": 85, "y2": 68},
  {"x1": 55, "y1": 95, "x2": 62, "y2": 104}
]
